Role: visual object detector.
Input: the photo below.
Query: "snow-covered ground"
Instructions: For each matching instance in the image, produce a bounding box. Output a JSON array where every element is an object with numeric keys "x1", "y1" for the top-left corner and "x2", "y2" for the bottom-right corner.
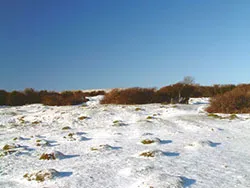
[{"x1": 0, "y1": 97, "x2": 250, "y2": 188}]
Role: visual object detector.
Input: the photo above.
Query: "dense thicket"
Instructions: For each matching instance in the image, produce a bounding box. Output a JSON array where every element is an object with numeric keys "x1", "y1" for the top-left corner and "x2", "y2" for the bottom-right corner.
[
  {"x1": 100, "y1": 88, "x2": 155, "y2": 104},
  {"x1": 206, "y1": 84, "x2": 250, "y2": 113},
  {"x1": 0, "y1": 89, "x2": 106, "y2": 106},
  {"x1": 0, "y1": 84, "x2": 238, "y2": 107},
  {"x1": 100, "y1": 84, "x2": 237, "y2": 105}
]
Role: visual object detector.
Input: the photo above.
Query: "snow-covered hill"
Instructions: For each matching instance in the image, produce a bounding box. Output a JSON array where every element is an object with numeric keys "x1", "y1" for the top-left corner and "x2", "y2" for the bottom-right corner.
[{"x1": 0, "y1": 97, "x2": 250, "y2": 188}]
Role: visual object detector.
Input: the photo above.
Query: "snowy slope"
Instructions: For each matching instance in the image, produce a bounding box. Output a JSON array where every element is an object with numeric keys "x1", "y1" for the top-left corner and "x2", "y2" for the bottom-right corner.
[{"x1": 0, "y1": 97, "x2": 250, "y2": 188}]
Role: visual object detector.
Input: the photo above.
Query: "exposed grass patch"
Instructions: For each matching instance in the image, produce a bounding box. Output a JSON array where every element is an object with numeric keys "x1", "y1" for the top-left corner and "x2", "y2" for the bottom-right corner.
[
  {"x1": 229, "y1": 114, "x2": 238, "y2": 120},
  {"x1": 139, "y1": 151, "x2": 155, "y2": 157},
  {"x1": 90, "y1": 144, "x2": 112, "y2": 151},
  {"x1": 2, "y1": 144, "x2": 16, "y2": 150},
  {"x1": 135, "y1": 107, "x2": 142, "y2": 111},
  {"x1": 23, "y1": 169, "x2": 59, "y2": 182},
  {"x1": 18, "y1": 116, "x2": 25, "y2": 124},
  {"x1": 78, "y1": 116, "x2": 88, "y2": 120},
  {"x1": 141, "y1": 139, "x2": 155, "y2": 145},
  {"x1": 32, "y1": 121, "x2": 41, "y2": 125},
  {"x1": 39, "y1": 153, "x2": 56, "y2": 160},
  {"x1": 208, "y1": 113, "x2": 223, "y2": 119},
  {"x1": 36, "y1": 140, "x2": 50, "y2": 147},
  {"x1": 62, "y1": 126, "x2": 71, "y2": 130},
  {"x1": 113, "y1": 120, "x2": 120, "y2": 124},
  {"x1": 63, "y1": 133, "x2": 76, "y2": 141}
]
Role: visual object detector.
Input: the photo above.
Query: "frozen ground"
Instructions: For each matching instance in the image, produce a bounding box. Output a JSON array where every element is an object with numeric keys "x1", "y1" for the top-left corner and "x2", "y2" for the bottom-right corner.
[{"x1": 0, "y1": 97, "x2": 250, "y2": 188}]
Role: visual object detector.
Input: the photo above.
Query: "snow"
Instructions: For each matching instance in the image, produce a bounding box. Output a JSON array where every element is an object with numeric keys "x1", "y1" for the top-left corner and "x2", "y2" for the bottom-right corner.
[{"x1": 0, "y1": 97, "x2": 250, "y2": 187}]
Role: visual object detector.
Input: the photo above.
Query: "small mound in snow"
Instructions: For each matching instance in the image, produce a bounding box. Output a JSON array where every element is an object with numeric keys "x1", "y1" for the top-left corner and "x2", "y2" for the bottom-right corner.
[
  {"x1": 186, "y1": 140, "x2": 221, "y2": 148},
  {"x1": 131, "y1": 173, "x2": 183, "y2": 188},
  {"x1": 139, "y1": 150, "x2": 165, "y2": 158},
  {"x1": 63, "y1": 133, "x2": 90, "y2": 141},
  {"x1": 90, "y1": 144, "x2": 120, "y2": 151},
  {"x1": 139, "y1": 150, "x2": 180, "y2": 158},
  {"x1": 140, "y1": 137, "x2": 161, "y2": 145},
  {"x1": 112, "y1": 120, "x2": 127, "y2": 126},
  {"x1": 39, "y1": 151, "x2": 65, "y2": 160},
  {"x1": 23, "y1": 169, "x2": 60, "y2": 182},
  {"x1": 0, "y1": 144, "x2": 24, "y2": 156},
  {"x1": 35, "y1": 139, "x2": 52, "y2": 147}
]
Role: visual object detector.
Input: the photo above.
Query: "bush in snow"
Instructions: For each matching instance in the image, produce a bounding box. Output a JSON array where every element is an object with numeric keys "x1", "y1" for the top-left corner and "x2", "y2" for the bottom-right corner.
[
  {"x1": 100, "y1": 88, "x2": 155, "y2": 104},
  {"x1": 0, "y1": 90, "x2": 8, "y2": 105},
  {"x1": 206, "y1": 84, "x2": 250, "y2": 113},
  {"x1": 23, "y1": 169, "x2": 59, "y2": 182},
  {"x1": 7, "y1": 91, "x2": 26, "y2": 106},
  {"x1": 39, "y1": 151, "x2": 65, "y2": 160},
  {"x1": 40, "y1": 90, "x2": 88, "y2": 106}
]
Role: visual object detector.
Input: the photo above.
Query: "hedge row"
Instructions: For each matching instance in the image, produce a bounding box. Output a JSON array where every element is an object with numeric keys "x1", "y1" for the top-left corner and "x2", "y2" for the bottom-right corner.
[
  {"x1": 100, "y1": 84, "x2": 236, "y2": 105},
  {"x1": 0, "y1": 89, "x2": 105, "y2": 106}
]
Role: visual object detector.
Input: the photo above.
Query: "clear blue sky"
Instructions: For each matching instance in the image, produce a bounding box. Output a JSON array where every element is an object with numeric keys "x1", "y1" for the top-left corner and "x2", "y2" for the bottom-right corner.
[{"x1": 1, "y1": 0, "x2": 250, "y2": 91}]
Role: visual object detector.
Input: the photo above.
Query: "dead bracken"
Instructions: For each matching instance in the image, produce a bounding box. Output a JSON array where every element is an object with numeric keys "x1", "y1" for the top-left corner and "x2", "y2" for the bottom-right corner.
[
  {"x1": 141, "y1": 139, "x2": 155, "y2": 144},
  {"x1": 39, "y1": 153, "x2": 56, "y2": 160},
  {"x1": 78, "y1": 116, "x2": 88, "y2": 120},
  {"x1": 23, "y1": 169, "x2": 59, "y2": 182},
  {"x1": 62, "y1": 126, "x2": 71, "y2": 130},
  {"x1": 140, "y1": 151, "x2": 155, "y2": 157}
]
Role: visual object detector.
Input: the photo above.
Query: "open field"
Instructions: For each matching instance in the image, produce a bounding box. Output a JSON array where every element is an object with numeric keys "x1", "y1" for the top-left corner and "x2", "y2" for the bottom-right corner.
[{"x1": 0, "y1": 96, "x2": 250, "y2": 188}]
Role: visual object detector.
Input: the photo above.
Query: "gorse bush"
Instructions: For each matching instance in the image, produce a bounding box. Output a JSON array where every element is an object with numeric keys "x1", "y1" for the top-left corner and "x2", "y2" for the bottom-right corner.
[
  {"x1": 100, "y1": 88, "x2": 155, "y2": 104},
  {"x1": 100, "y1": 83, "x2": 237, "y2": 105},
  {"x1": 24, "y1": 88, "x2": 41, "y2": 104},
  {"x1": 206, "y1": 84, "x2": 250, "y2": 113},
  {"x1": 0, "y1": 89, "x2": 92, "y2": 106},
  {"x1": 0, "y1": 90, "x2": 8, "y2": 105},
  {"x1": 155, "y1": 83, "x2": 195, "y2": 103},
  {"x1": 0, "y1": 83, "x2": 239, "y2": 106},
  {"x1": 7, "y1": 91, "x2": 27, "y2": 106},
  {"x1": 40, "y1": 90, "x2": 88, "y2": 106}
]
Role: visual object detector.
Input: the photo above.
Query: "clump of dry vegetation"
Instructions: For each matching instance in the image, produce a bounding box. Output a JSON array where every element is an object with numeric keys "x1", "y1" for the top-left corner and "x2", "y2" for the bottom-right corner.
[
  {"x1": 39, "y1": 153, "x2": 56, "y2": 160},
  {"x1": 139, "y1": 151, "x2": 155, "y2": 157},
  {"x1": 100, "y1": 88, "x2": 155, "y2": 104},
  {"x1": 0, "y1": 88, "x2": 98, "y2": 106},
  {"x1": 141, "y1": 139, "x2": 155, "y2": 144},
  {"x1": 23, "y1": 169, "x2": 59, "y2": 182},
  {"x1": 0, "y1": 144, "x2": 22, "y2": 157},
  {"x1": 146, "y1": 116, "x2": 153, "y2": 120},
  {"x1": 36, "y1": 139, "x2": 50, "y2": 147},
  {"x1": 39, "y1": 151, "x2": 65, "y2": 160},
  {"x1": 63, "y1": 133, "x2": 79, "y2": 141},
  {"x1": 206, "y1": 84, "x2": 250, "y2": 113},
  {"x1": 62, "y1": 126, "x2": 71, "y2": 130},
  {"x1": 0, "y1": 83, "x2": 237, "y2": 106},
  {"x1": 78, "y1": 116, "x2": 89, "y2": 120},
  {"x1": 90, "y1": 144, "x2": 112, "y2": 151}
]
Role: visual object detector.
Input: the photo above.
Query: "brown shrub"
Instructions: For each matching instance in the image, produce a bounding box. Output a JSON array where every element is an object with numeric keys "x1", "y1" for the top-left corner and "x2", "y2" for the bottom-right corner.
[
  {"x1": 24, "y1": 88, "x2": 41, "y2": 104},
  {"x1": 155, "y1": 83, "x2": 195, "y2": 104},
  {"x1": 206, "y1": 85, "x2": 250, "y2": 113},
  {"x1": 0, "y1": 90, "x2": 8, "y2": 105},
  {"x1": 101, "y1": 88, "x2": 155, "y2": 104},
  {"x1": 197, "y1": 84, "x2": 236, "y2": 97},
  {"x1": 7, "y1": 91, "x2": 27, "y2": 106},
  {"x1": 40, "y1": 91, "x2": 87, "y2": 106}
]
